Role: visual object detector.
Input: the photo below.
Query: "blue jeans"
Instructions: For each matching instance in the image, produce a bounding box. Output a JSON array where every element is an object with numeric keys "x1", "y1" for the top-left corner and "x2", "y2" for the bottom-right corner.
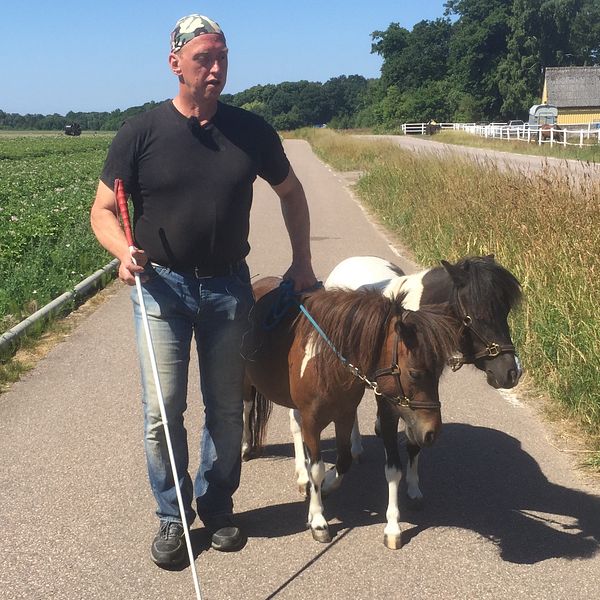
[{"x1": 131, "y1": 262, "x2": 253, "y2": 525}]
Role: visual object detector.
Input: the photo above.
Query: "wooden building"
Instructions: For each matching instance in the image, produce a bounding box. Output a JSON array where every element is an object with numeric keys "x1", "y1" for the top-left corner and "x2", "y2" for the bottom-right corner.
[{"x1": 541, "y1": 66, "x2": 600, "y2": 125}]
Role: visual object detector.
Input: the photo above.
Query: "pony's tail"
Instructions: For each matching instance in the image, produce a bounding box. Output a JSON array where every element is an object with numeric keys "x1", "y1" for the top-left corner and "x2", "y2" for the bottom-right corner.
[{"x1": 248, "y1": 386, "x2": 273, "y2": 456}]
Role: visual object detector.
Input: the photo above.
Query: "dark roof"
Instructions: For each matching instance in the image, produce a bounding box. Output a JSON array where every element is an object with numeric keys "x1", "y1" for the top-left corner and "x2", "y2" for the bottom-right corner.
[{"x1": 545, "y1": 66, "x2": 600, "y2": 108}]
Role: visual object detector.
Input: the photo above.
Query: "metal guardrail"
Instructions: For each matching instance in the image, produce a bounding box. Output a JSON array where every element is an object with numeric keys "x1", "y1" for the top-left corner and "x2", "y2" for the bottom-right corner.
[{"x1": 0, "y1": 258, "x2": 119, "y2": 353}]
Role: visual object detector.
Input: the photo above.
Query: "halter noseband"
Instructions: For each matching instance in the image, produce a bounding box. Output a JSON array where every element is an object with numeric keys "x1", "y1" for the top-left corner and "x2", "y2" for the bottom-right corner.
[{"x1": 448, "y1": 290, "x2": 516, "y2": 371}]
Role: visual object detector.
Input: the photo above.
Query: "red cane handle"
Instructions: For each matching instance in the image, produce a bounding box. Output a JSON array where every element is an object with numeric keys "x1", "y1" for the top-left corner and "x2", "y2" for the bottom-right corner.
[{"x1": 114, "y1": 178, "x2": 135, "y2": 248}]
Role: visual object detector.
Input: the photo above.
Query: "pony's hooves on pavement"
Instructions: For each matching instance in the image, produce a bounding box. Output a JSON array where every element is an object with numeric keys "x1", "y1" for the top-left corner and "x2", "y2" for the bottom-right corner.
[
  {"x1": 383, "y1": 533, "x2": 403, "y2": 550},
  {"x1": 311, "y1": 527, "x2": 331, "y2": 543}
]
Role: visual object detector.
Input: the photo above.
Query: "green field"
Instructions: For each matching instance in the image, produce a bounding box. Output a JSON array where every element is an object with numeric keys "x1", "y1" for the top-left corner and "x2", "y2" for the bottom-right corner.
[{"x1": 0, "y1": 133, "x2": 114, "y2": 336}]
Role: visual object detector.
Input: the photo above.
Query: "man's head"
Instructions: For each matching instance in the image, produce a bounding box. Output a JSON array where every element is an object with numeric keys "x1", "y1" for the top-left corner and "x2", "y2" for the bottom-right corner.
[
  {"x1": 169, "y1": 14, "x2": 228, "y2": 103},
  {"x1": 170, "y1": 14, "x2": 225, "y2": 54}
]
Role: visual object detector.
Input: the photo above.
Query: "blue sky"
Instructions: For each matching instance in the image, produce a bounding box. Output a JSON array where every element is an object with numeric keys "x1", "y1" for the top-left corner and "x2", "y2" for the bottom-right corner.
[{"x1": 0, "y1": 1, "x2": 448, "y2": 115}]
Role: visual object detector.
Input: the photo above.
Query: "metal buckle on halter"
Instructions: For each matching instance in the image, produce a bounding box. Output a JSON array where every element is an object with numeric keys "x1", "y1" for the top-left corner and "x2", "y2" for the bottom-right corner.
[
  {"x1": 486, "y1": 342, "x2": 501, "y2": 357},
  {"x1": 398, "y1": 396, "x2": 411, "y2": 408},
  {"x1": 462, "y1": 315, "x2": 472, "y2": 327},
  {"x1": 447, "y1": 355, "x2": 464, "y2": 371}
]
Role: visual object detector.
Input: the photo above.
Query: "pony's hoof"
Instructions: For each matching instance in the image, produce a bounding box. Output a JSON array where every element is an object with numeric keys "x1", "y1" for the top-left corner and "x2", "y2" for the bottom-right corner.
[
  {"x1": 407, "y1": 495, "x2": 424, "y2": 511},
  {"x1": 241, "y1": 450, "x2": 252, "y2": 462},
  {"x1": 383, "y1": 533, "x2": 402, "y2": 550},
  {"x1": 311, "y1": 527, "x2": 331, "y2": 543},
  {"x1": 298, "y1": 483, "x2": 309, "y2": 497}
]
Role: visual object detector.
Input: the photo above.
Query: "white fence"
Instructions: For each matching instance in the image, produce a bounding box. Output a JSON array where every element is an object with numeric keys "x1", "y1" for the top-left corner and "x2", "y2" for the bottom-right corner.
[
  {"x1": 402, "y1": 122, "x2": 454, "y2": 135},
  {"x1": 402, "y1": 121, "x2": 600, "y2": 147}
]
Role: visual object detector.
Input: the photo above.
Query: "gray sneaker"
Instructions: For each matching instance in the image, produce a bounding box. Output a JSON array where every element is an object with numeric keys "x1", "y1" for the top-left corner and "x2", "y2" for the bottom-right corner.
[
  {"x1": 203, "y1": 515, "x2": 245, "y2": 552},
  {"x1": 151, "y1": 521, "x2": 186, "y2": 566}
]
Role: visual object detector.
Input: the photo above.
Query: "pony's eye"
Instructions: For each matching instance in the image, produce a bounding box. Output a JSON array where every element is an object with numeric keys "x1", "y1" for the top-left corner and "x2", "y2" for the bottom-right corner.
[{"x1": 409, "y1": 370, "x2": 424, "y2": 380}]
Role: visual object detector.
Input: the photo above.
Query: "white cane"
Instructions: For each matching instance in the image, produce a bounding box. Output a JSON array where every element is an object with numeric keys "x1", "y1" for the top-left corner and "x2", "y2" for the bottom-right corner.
[{"x1": 115, "y1": 179, "x2": 203, "y2": 600}]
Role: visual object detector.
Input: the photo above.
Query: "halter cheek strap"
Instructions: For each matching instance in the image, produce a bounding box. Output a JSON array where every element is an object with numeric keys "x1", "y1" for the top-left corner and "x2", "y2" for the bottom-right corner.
[
  {"x1": 449, "y1": 291, "x2": 516, "y2": 371},
  {"x1": 372, "y1": 330, "x2": 441, "y2": 410}
]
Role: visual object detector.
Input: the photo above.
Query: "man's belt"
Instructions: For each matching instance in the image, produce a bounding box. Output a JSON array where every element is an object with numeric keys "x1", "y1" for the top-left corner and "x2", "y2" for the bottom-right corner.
[{"x1": 150, "y1": 260, "x2": 245, "y2": 278}]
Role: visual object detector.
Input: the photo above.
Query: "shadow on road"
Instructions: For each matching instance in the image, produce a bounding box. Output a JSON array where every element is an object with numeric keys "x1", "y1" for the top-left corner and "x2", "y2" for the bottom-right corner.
[{"x1": 242, "y1": 423, "x2": 600, "y2": 565}]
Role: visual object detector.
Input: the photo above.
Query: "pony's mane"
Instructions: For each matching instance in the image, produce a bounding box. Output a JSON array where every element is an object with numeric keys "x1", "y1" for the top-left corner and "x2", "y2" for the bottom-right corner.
[
  {"x1": 295, "y1": 288, "x2": 397, "y2": 391},
  {"x1": 452, "y1": 256, "x2": 522, "y2": 320}
]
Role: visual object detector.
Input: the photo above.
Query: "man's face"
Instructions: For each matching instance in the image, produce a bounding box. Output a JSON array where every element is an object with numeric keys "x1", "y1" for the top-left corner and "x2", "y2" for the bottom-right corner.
[{"x1": 170, "y1": 34, "x2": 228, "y2": 101}]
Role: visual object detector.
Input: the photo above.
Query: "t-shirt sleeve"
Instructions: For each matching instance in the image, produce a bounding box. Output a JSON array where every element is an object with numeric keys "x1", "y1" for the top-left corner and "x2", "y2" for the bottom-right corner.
[
  {"x1": 99, "y1": 121, "x2": 138, "y2": 193},
  {"x1": 257, "y1": 123, "x2": 290, "y2": 186}
]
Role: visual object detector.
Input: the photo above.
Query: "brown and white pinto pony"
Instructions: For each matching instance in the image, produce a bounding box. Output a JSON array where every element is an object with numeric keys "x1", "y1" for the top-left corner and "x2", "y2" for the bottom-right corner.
[{"x1": 243, "y1": 276, "x2": 458, "y2": 548}]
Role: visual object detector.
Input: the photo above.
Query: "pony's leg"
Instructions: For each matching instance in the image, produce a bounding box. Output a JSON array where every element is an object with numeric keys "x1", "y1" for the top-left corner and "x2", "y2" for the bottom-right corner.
[
  {"x1": 241, "y1": 396, "x2": 253, "y2": 461},
  {"x1": 289, "y1": 408, "x2": 309, "y2": 495},
  {"x1": 323, "y1": 413, "x2": 355, "y2": 496},
  {"x1": 405, "y1": 427, "x2": 423, "y2": 510},
  {"x1": 379, "y1": 405, "x2": 403, "y2": 550},
  {"x1": 374, "y1": 401, "x2": 382, "y2": 437},
  {"x1": 350, "y1": 413, "x2": 363, "y2": 463},
  {"x1": 302, "y1": 420, "x2": 330, "y2": 543}
]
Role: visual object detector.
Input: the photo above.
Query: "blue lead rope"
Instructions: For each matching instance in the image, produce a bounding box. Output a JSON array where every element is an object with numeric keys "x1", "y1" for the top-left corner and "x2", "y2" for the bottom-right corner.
[{"x1": 263, "y1": 279, "x2": 346, "y2": 364}]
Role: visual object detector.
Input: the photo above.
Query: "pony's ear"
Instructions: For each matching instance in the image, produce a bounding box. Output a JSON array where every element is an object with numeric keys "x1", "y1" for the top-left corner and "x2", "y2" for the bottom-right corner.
[{"x1": 441, "y1": 260, "x2": 469, "y2": 287}]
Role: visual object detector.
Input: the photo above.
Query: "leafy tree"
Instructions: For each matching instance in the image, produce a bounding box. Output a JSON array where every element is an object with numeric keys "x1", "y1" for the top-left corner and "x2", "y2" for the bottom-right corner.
[
  {"x1": 445, "y1": 0, "x2": 512, "y2": 120},
  {"x1": 371, "y1": 23, "x2": 411, "y2": 90}
]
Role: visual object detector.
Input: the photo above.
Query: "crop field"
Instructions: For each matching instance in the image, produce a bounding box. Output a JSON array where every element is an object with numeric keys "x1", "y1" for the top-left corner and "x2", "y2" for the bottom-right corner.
[
  {"x1": 0, "y1": 133, "x2": 114, "y2": 337},
  {"x1": 294, "y1": 128, "x2": 600, "y2": 460}
]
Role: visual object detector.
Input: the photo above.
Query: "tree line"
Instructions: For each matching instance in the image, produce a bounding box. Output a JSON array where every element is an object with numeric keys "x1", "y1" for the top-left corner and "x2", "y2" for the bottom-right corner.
[{"x1": 1, "y1": 0, "x2": 598, "y2": 132}]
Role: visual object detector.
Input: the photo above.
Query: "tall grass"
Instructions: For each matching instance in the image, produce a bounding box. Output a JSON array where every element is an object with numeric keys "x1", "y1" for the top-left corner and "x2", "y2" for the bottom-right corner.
[{"x1": 296, "y1": 128, "x2": 600, "y2": 445}]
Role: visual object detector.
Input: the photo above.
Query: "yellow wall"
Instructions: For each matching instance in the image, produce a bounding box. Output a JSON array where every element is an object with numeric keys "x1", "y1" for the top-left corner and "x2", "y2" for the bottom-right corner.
[
  {"x1": 557, "y1": 109, "x2": 600, "y2": 125},
  {"x1": 541, "y1": 80, "x2": 548, "y2": 104}
]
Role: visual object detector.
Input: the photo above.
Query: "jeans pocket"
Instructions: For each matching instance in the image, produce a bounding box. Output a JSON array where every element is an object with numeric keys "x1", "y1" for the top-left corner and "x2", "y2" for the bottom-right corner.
[{"x1": 226, "y1": 272, "x2": 254, "y2": 320}]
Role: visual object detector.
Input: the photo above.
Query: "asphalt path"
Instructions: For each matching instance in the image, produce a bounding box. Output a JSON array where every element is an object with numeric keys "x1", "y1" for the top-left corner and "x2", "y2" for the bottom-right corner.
[{"x1": 2, "y1": 140, "x2": 600, "y2": 600}]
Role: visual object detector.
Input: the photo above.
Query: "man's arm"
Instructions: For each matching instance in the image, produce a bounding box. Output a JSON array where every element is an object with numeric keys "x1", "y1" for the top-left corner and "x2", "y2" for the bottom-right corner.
[
  {"x1": 90, "y1": 180, "x2": 147, "y2": 286},
  {"x1": 271, "y1": 166, "x2": 318, "y2": 292}
]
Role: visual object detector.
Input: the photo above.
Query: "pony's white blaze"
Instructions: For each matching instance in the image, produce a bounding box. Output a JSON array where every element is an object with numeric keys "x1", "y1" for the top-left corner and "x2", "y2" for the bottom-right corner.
[{"x1": 300, "y1": 335, "x2": 317, "y2": 378}]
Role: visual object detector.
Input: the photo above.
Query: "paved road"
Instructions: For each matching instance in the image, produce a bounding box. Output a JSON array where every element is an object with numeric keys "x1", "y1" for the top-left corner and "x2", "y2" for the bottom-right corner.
[{"x1": 2, "y1": 140, "x2": 600, "y2": 600}]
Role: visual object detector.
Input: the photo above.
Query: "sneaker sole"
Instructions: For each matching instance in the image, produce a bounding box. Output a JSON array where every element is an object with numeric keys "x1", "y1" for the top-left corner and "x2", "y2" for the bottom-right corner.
[{"x1": 151, "y1": 545, "x2": 187, "y2": 567}]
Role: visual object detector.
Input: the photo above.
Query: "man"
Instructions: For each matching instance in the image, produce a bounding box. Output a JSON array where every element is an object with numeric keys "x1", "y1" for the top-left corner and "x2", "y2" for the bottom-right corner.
[{"x1": 90, "y1": 13, "x2": 316, "y2": 566}]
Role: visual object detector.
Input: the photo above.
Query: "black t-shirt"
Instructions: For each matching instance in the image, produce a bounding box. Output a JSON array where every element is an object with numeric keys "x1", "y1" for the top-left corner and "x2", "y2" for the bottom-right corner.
[{"x1": 100, "y1": 101, "x2": 290, "y2": 269}]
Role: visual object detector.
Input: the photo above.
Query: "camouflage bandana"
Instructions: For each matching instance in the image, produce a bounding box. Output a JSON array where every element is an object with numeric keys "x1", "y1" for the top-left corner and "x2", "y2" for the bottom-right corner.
[{"x1": 170, "y1": 14, "x2": 225, "y2": 53}]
